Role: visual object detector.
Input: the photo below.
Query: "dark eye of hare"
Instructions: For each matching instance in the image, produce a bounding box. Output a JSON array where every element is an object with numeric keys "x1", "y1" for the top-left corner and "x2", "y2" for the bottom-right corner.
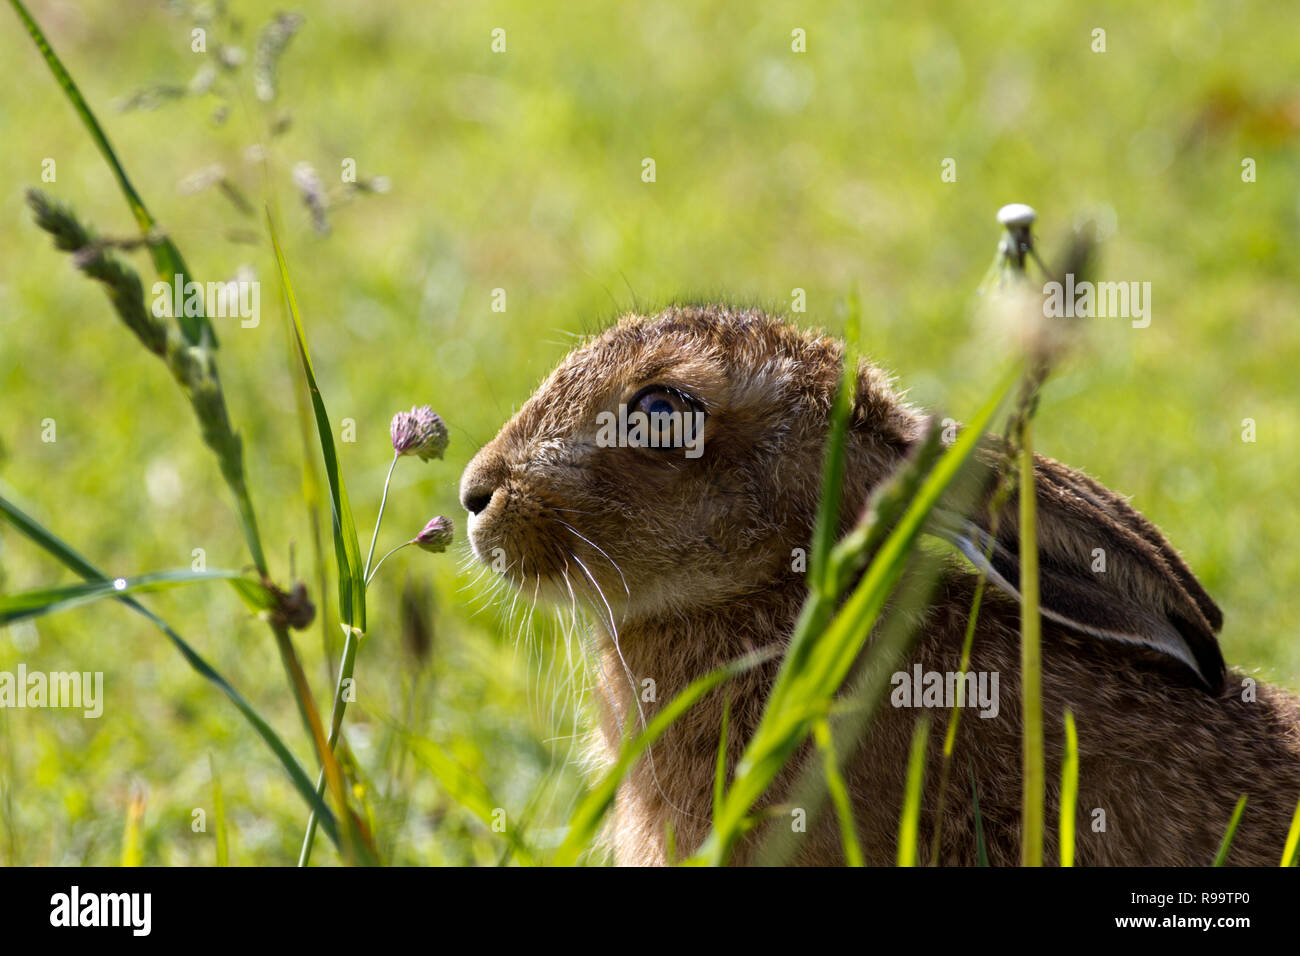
[{"x1": 629, "y1": 386, "x2": 701, "y2": 449}]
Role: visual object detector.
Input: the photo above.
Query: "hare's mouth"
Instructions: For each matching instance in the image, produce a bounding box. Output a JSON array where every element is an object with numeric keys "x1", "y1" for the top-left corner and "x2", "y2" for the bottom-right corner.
[{"x1": 467, "y1": 499, "x2": 630, "y2": 610}]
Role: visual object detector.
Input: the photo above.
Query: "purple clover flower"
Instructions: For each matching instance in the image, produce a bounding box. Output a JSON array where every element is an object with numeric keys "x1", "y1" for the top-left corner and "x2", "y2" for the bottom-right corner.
[
  {"x1": 413, "y1": 516, "x2": 454, "y2": 553},
  {"x1": 390, "y1": 405, "x2": 449, "y2": 460}
]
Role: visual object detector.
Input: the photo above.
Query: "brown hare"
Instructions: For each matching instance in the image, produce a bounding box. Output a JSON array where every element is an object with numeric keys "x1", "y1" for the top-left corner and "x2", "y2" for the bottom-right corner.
[{"x1": 459, "y1": 304, "x2": 1300, "y2": 866}]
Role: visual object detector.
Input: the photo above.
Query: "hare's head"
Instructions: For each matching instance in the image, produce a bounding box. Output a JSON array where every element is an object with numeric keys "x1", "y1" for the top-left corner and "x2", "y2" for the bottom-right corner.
[
  {"x1": 462, "y1": 303, "x2": 1229, "y2": 692},
  {"x1": 460, "y1": 305, "x2": 923, "y2": 619}
]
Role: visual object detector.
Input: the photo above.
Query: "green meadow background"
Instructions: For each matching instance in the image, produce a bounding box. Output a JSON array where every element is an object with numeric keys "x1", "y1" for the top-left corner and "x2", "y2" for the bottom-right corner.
[{"x1": 0, "y1": 0, "x2": 1297, "y2": 864}]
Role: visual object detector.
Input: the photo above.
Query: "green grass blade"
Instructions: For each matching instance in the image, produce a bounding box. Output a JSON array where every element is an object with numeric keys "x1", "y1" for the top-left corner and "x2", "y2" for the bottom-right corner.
[
  {"x1": 266, "y1": 216, "x2": 373, "y2": 864},
  {"x1": 814, "y1": 717, "x2": 863, "y2": 866},
  {"x1": 942, "y1": 582, "x2": 989, "y2": 760},
  {"x1": 7, "y1": 0, "x2": 213, "y2": 347},
  {"x1": 0, "y1": 492, "x2": 342, "y2": 851},
  {"x1": 264, "y1": 230, "x2": 369, "y2": 866},
  {"x1": 700, "y1": 368, "x2": 1016, "y2": 863},
  {"x1": 928, "y1": 556, "x2": 995, "y2": 865},
  {"x1": 121, "y1": 790, "x2": 143, "y2": 867},
  {"x1": 1282, "y1": 793, "x2": 1300, "y2": 866},
  {"x1": 752, "y1": 551, "x2": 947, "y2": 866},
  {"x1": 266, "y1": 211, "x2": 366, "y2": 635},
  {"x1": 1060, "y1": 709, "x2": 1078, "y2": 867},
  {"x1": 808, "y1": 338, "x2": 858, "y2": 597},
  {"x1": 0, "y1": 491, "x2": 120, "y2": 583},
  {"x1": 776, "y1": 339, "x2": 865, "y2": 688},
  {"x1": 298, "y1": 629, "x2": 362, "y2": 866},
  {"x1": 397, "y1": 727, "x2": 537, "y2": 866},
  {"x1": 283, "y1": 313, "x2": 336, "y2": 680},
  {"x1": 897, "y1": 716, "x2": 930, "y2": 867},
  {"x1": 0, "y1": 569, "x2": 262, "y2": 625},
  {"x1": 787, "y1": 377, "x2": 1014, "y2": 712},
  {"x1": 210, "y1": 754, "x2": 229, "y2": 867},
  {"x1": 1018, "y1": 425, "x2": 1044, "y2": 866},
  {"x1": 557, "y1": 647, "x2": 775, "y2": 867},
  {"x1": 713, "y1": 692, "x2": 730, "y2": 820},
  {"x1": 1213, "y1": 795, "x2": 1248, "y2": 866}
]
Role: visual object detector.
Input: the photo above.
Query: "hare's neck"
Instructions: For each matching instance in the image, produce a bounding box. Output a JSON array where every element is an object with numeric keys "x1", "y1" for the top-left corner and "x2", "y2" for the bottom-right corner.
[{"x1": 591, "y1": 592, "x2": 798, "y2": 863}]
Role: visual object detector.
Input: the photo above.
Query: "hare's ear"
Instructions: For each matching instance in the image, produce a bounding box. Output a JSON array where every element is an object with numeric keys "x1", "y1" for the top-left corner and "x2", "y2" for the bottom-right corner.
[{"x1": 931, "y1": 450, "x2": 1226, "y2": 693}]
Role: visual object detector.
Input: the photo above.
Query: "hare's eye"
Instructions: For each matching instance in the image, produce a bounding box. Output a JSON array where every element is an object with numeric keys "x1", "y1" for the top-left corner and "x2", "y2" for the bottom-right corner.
[
  {"x1": 632, "y1": 387, "x2": 691, "y2": 423},
  {"x1": 628, "y1": 386, "x2": 701, "y2": 449},
  {"x1": 640, "y1": 392, "x2": 679, "y2": 418}
]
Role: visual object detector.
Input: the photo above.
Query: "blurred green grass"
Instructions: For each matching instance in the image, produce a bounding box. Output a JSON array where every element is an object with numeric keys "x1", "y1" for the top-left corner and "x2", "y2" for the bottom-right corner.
[{"x1": 0, "y1": 0, "x2": 1297, "y2": 864}]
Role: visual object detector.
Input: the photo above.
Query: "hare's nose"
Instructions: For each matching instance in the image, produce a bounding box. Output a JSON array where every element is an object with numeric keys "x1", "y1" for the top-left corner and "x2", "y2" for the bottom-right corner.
[
  {"x1": 462, "y1": 483, "x2": 495, "y2": 516},
  {"x1": 460, "y1": 447, "x2": 508, "y2": 515}
]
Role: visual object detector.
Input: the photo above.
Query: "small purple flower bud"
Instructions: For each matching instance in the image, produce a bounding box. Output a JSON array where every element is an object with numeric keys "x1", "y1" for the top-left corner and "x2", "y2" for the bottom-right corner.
[
  {"x1": 390, "y1": 405, "x2": 449, "y2": 460},
  {"x1": 413, "y1": 516, "x2": 454, "y2": 553}
]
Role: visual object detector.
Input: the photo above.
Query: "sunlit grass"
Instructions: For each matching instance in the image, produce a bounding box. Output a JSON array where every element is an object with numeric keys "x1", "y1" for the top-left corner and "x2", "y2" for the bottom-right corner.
[{"x1": 2, "y1": 0, "x2": 1299, "y2": 866}]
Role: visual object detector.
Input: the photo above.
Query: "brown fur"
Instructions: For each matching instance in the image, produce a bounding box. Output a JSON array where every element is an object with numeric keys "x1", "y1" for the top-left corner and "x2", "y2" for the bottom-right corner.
[{"x1": 460, "y1": 304, "x2": 1300, "y2": 866}]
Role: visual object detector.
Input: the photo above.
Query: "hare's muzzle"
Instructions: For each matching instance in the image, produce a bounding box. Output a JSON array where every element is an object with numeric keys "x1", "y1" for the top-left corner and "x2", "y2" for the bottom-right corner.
[
  {"x1": 461, "y1": 438, "x2": 554, "y2": 584},
  {"x1": 460, "y1": 448, "x2": 504, "y2": 545}
]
